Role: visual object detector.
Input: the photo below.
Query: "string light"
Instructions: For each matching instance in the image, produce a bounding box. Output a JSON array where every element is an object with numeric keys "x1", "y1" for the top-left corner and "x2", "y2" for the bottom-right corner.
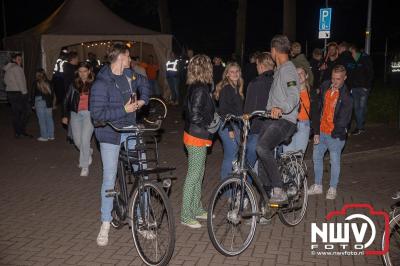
[{"x1": 80, "y1": 41, "x2": 134, "y2": 48}]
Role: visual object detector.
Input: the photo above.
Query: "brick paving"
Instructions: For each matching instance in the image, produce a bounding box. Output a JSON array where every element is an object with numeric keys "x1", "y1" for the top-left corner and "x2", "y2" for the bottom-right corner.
[{"x1": 0, "y1": 103, "x2": 399, "y2": 266}]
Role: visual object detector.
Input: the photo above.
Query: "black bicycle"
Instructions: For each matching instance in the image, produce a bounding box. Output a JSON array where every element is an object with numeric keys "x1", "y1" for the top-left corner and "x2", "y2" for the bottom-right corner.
[
  {"x1": 382, "y1": 191, "x2": 400, "y2": 266},
  {"x1": 105, "y1": 121, "x2": 176, "y2": 266},
  {"x1": 207, "y1": 111, "x2": 308, "y2": 256}
]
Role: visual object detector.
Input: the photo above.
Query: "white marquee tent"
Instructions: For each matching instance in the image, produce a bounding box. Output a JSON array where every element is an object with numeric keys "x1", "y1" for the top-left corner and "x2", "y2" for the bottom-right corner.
[{"x1": 4, "y1": 0, "x2": 172, "y2": 95}]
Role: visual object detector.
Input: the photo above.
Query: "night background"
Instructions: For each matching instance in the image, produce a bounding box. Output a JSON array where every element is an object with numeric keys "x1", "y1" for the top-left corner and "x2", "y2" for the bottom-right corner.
[{"x1": 1, "y1": 0, "x2": 400, "y2": 77}]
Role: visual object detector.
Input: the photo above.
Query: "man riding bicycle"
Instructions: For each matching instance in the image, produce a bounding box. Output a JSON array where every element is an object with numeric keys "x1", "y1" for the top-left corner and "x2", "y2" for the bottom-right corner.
[
  {"x1": 90, "y1": 43, "x2": 150, "y2": 246},
  {"x1": 256, "y1": 35, "x2": 300, "y2": 204}
]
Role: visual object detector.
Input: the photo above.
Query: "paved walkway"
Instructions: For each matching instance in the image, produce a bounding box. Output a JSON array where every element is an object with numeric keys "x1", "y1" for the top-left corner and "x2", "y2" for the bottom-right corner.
[{"x1": 0, "y1": 104, "x2": 399, "y2": 266}]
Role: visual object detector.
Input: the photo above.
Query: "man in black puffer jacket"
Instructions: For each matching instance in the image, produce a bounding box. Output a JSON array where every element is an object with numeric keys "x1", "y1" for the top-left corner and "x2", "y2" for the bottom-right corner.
[{"x1": 90, "y1": 43, "x2": 150, "y2": 246}]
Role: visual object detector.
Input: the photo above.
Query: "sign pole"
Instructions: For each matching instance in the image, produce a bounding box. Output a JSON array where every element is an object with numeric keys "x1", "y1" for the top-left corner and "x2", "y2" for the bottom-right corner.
[
  {"x1": 384, "y1": 37, "x2": 388, "y2": 84},
  {"x1": 365, "y1": 0, "x2": 372, "y2": 54},
  {"x1": 2, "y1": 0, "x2": 7, "y2": 49},
  {"x1": 324, "y1": 0, "x2": 328, "y2": 57}
]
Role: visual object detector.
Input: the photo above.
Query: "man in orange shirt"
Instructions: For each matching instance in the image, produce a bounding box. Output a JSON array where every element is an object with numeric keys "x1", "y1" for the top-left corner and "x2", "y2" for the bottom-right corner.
[{"x1": 308, "y1": 65, "x2": 353, "y2": 200}]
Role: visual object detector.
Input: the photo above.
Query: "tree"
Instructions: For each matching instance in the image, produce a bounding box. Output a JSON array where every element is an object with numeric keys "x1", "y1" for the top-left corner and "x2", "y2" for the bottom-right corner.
[
  {"x1": 157, "y1": 0, "x2": 171, "y2": 34},
  {"x1": 283, "y1": 0, "x2": 296, "y2": 41},
  {"x1": 235, "y1": 0, "x2": 247, "y2": 65}
]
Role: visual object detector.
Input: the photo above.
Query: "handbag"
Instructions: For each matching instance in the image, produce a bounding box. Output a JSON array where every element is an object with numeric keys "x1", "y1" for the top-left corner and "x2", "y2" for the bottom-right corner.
[
  {"x1": 207, "y1": 112, "x2": 221, "y2": 134},
  {"x1": 207, "y1": 94, "x2": 221, "y2": 134}
]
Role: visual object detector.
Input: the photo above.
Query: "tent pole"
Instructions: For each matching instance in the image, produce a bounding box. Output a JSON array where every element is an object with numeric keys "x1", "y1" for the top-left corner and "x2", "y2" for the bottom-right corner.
[
  {"x1": 140, "y1": 42, "x2": 143, "y2": 61},
  {"x1": 2, "y1": 0, "x2": 7, "y2": 48}
]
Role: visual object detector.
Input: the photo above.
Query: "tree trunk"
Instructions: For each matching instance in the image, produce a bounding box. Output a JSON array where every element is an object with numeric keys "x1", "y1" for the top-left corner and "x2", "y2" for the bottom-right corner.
[
  {"x1": 283, "y1": 0, "x2": 296, "y2": 41},
  {"x1": 158, "y1": 0, "x2": 171, "y2": 34},
  {"x1": 235, "y1": 0, "x2": 247, "y2": 65}
]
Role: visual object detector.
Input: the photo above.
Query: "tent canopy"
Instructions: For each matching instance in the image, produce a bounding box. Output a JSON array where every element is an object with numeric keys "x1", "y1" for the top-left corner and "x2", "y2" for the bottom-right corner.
[{"x1": 4, "y1": 0, "x2": 172, "y2": 95}]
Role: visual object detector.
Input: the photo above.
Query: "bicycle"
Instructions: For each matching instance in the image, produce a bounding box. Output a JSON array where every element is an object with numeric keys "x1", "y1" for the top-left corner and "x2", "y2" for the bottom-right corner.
[
  {"x1": 382, "y1": 191, "x2": 400, "y2": 266},
  {"x1": 138, "y1": 97, "x2": 168, "y2": 124},
  {"x1": 105, "y1": 121, "x2": 176, "y2": 266},
  {"x1": 207, "y1": 110, "x2": 308, "y2": 256}
]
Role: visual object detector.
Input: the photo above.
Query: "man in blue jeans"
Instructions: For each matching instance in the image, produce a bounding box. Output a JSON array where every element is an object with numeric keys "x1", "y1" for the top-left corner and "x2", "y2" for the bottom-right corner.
[
  {"x1": 90, "y1": 43, "x2": 150, "y2": 246},
  {"x1": 244, "y1": 52, "x2": 274, "y2": 169},
  {"x1": 308, "y1": 65, "x2": 353, "y2": 200},
  {"x1": 349, "y1": 44, "x2": 373, "y2": 135}
]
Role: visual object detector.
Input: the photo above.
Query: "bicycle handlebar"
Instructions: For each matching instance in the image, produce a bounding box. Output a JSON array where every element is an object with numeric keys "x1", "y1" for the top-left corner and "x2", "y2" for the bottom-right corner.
[
  {"x1": 105, "y1": 120, "x2": 162, "y2": 133},
  {"x1": 223, "y1": 110, "x2": 273, "y2": 124}
]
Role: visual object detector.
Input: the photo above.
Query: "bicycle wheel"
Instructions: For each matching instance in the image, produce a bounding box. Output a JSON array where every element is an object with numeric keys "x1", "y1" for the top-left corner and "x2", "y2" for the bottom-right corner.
[
  {"x1": 111, "y1": 161, "x2": 128, "y2": 229},
  {"x1": 382, "y1": 213, "x2": 400, "y2": 266},
  {"x1": 143, "y1": 98, "x2": 167, "y2": 124},
  {"x1": 278, "y1": 161, "x2": 308, "y2": 226},
  {"x1": 207, "y1": 176, "x2": 257, "y2": 256},
  {"x1": 129, "y1": 181, "x2": 175, "y2": 266}
]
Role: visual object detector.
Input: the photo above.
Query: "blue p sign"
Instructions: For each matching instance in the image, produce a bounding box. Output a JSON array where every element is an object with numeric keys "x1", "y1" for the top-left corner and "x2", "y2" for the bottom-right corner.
[{"x1": 319, "y1": 8, "x2": 332, "y2": 31}]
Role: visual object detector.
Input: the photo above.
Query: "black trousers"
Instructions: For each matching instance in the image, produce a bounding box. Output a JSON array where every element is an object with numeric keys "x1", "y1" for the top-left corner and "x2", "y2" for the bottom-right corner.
[
  {"x1": 52, "y1": 75, "x2": 65, "y2": 105},
  {"x1": 7, "y1": 92, "x2": 30, "y2": 135},
  {"x1": 256, "y1": 119, "x2": 297, "y2": 188}
]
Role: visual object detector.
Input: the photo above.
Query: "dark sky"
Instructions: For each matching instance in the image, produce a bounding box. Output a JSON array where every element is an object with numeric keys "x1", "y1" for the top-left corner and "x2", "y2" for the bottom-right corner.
[{"x1": 1, "y1": 0, "x2": 399, "y2": 60}]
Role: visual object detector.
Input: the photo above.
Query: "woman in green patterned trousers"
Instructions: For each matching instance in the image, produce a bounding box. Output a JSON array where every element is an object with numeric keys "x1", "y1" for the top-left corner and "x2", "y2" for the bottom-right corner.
[{"x1": 181, "y1": 55, "x2": 215, "y2": 228}]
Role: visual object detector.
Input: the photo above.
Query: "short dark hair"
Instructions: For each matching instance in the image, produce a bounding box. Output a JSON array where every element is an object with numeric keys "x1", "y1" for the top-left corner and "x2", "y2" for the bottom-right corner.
[
  {"x1": 11, "y1": 53, "x2": 22, "y2": 60},
  {"x1": 107, "y1": 43, "x2": 129, "y2": 63},
  {"x1": 131, "y1": 56, "x2": 140, "y2": 61},
  {"x1": 349, "y1": 43, "x2": 360, "y2": 52},
  {"x1": 68, "y1": 51, "x2": 78, "y2": 62},
  {"x1": 270, "y1": 35, "x2": 291, "y2": 54},
  {"x1": 312, "y1": 48, "x2": 323, "y2": 57}
]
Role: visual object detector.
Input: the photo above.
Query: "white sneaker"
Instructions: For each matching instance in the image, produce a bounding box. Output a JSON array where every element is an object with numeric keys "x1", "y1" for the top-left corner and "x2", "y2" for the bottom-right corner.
[
  {"x1": 181, "y1": 220, "x2": 201, "y2": 229},
  {"x1": 308, "y1": 184, "x2": 323, "y2": 195},
  {"x1": 80, "y1": 167, "x2": 89, "y2": 176},
  {"x1": 48, "y1": 137, "x2": 55, "y2": 141},
  {"x1": 37, "y1": 137, "x2": 48, "y2": 142},
  {"x1": 96, "y1": 222, "x2": 110, "y2": 246},
  {"x1": 326, "y1": 187, "x2": 337, "y2": 200},
  {"x1": 195, "y1": 212, "x2": 208, "y2": 220}
]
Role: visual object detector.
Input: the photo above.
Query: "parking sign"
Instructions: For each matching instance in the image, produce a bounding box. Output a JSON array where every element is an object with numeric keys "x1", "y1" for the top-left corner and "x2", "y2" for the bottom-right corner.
[
  {"x1": 319, "y1": 8, "x2": 332, "y2": 39},
  {"x1": 319, "y1": 8, "x2": 332, "y2": 31}
]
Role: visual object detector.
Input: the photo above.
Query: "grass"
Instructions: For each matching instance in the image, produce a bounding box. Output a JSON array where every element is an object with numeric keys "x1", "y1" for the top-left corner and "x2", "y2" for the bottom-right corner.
[{"x1": 367, "y1": 81, "x2": 400, "y2": 124}]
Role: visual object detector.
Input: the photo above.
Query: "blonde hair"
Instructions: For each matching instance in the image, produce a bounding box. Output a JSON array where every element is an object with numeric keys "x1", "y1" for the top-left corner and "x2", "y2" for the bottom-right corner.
[
  {"x1": 35, "y1": 69, "x2": 51, "y2": 95},
  {"x1": 297, "y1": 66, "x2": 311, "y2": 92},
  {"x1": 186, "y1": 54, "x2": 213, "y2": 85},
  {"x1": 256, "y1": 52, "x2": 274, "y2": 69},
  {"x1": 214, "y1": 62, "x2": 244, "y2": 100},
  {"x1": 333, "y1": 64, "x2": 347, "y2": 74}
]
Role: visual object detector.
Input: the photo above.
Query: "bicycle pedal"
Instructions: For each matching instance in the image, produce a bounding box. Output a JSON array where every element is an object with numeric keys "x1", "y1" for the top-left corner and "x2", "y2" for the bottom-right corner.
[{"x1": 268, "y1": 203, "x2": 281, "y2": 208}]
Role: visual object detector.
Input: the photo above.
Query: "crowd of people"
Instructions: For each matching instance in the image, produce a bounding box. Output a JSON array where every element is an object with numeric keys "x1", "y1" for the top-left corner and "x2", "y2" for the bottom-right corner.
[
  {"x1": 2, "y1": 34, "x2": 374, "y2": 243},
  {"x1": 180, "y1": 35, "x2": 374, "y2": 227}
]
